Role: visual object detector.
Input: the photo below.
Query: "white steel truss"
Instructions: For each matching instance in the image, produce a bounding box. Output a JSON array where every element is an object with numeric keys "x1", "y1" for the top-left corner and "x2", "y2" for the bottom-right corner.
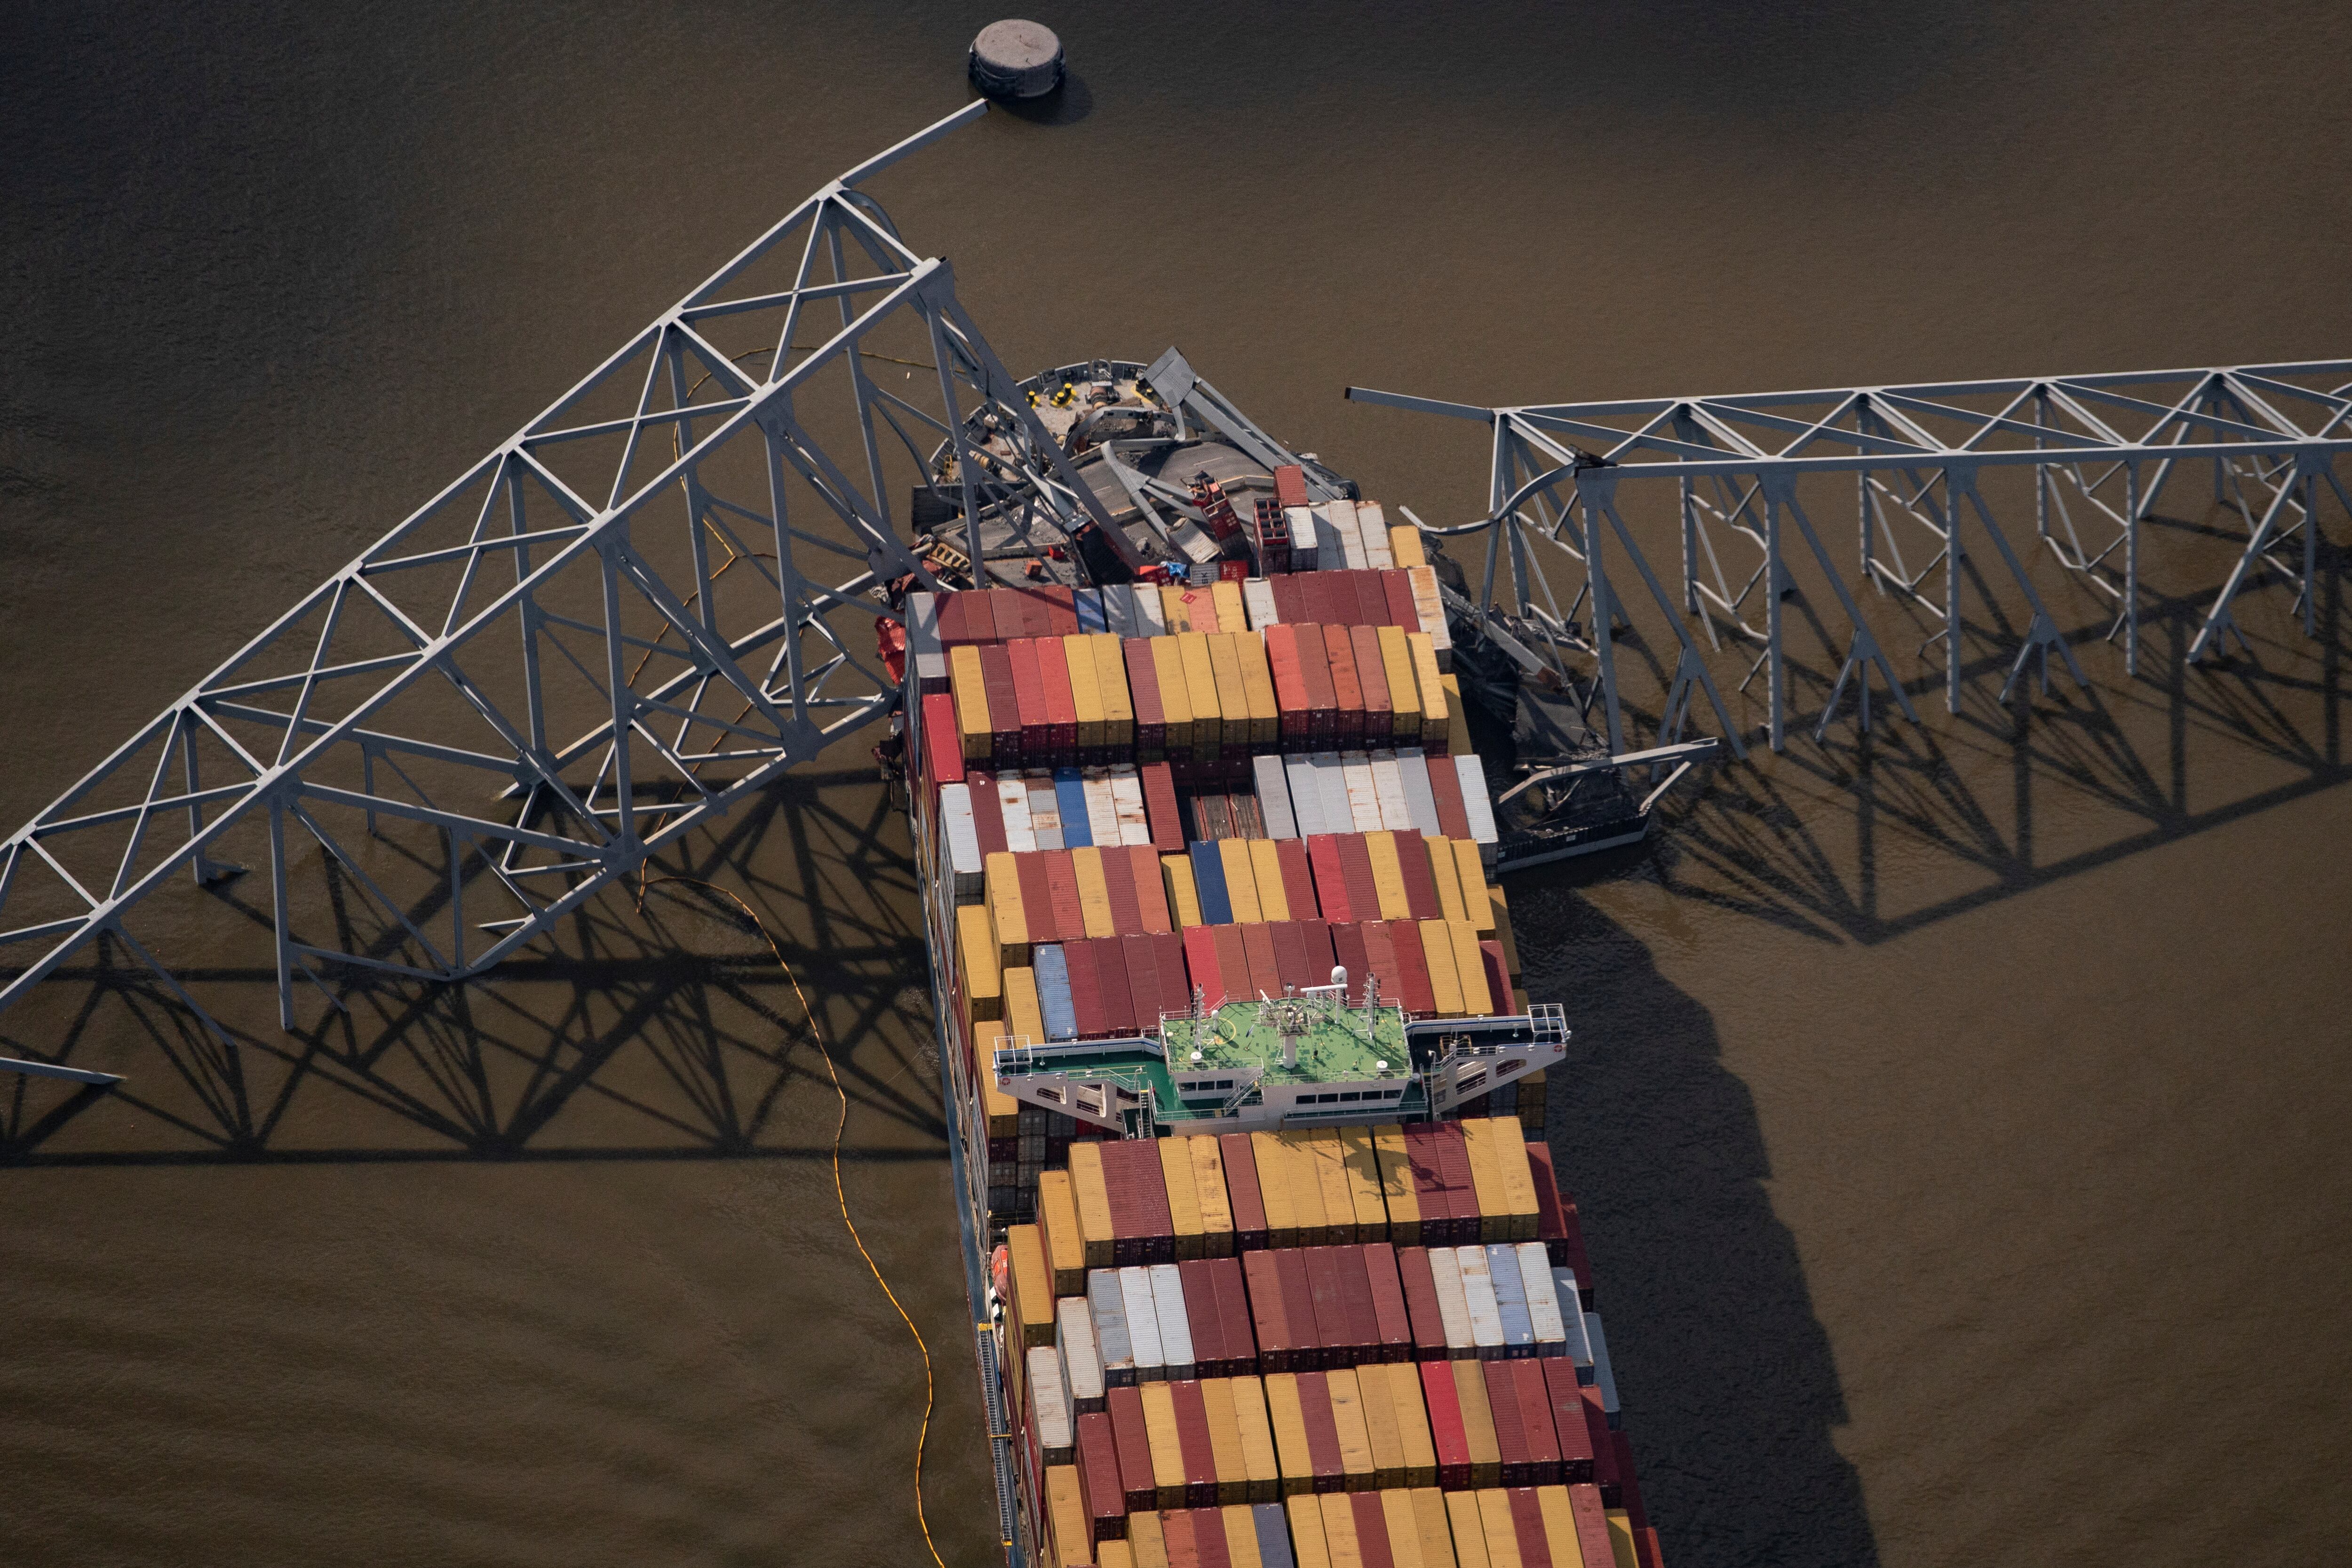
[
  {"x1": 0, "y1": 102, "x2": 1102, "y2": 1044},
  {"x1": 1351, "y1": 362, "x2": 2352, "y2": 750}
]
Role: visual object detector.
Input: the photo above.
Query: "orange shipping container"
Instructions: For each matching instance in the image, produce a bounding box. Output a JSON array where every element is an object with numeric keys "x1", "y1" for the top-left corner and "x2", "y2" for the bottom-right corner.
[
  {"x1": 957, "y1": 904, "x2": 1002, "y2": 1020},
  {"x1": 986, "y1": 852, "x2": 1031, "y2": 963},
  {"x1": 950, "y1": 644, "x2": 993, "y2": 760}
]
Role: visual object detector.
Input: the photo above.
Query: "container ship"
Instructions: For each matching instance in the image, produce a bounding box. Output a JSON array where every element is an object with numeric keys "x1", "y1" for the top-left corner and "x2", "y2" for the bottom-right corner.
[{"x1": 894, "y1": 352, "x2": 1669, "y2": 1568}]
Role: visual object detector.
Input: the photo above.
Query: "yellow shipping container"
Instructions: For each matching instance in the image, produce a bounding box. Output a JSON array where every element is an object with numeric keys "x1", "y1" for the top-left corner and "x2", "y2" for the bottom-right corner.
[
  {"x1": 1044, "y1": 1465, "x2": 1092, "y2": 1568},
  {"x1": 1004, "y1": 966, "x2": 1045, "y2": 1050},
  {"x1": 1191, "y1": 1134, "x2": 1236, "y2": 1257},
  {"x1": 1152, "y1": 636, "x2": 1194, "y2": 753},
  {"x1": 1073, "y1": 846, "x2": 1116, "y2": 939},
  {"x1": 1288, "y1": 1494, "x2": 1334, "y2": 1568},
  {"x1": 950, "y1": 644, "x2": 993, "y2": 760},
  {"x1": 1248, "y1": 838, "x2": 1290, "y2": 922},
  {"x1": 1235, "y1": 632, "x2": 1280, "y2": 746},
  {"x1": 1377, "y1": 625, "x2": 1422, "y2": 738},
  {"x1": 1425, "y1": 837, "x2": 1469, "y2": 926},
  {"x1": 1447, "y1": 919, "x2": 1493, "y2": 1016},
  {"x1": 1605, "y1": 1510, "x2": 1641, "y2": 1568},
  {"x1": 1159, "y1": 1135, "x2": 1207, "y2": 1260},
  {"x1": 1094, "y1": 634, "x2": 1136, "y2": 750},
  {"x1": 1129, "y1": 1511, "x2": 1170, "y2": 1568},
  {"x1": 1101, "y1": 1543, "x2": 1136, "y2": 1568},
  {"x1": 1408, "y1": 634, "x2": 1449, "y2": 748},
  {"x1": 1445, "y1": 1493, "x2": 1493, "y2": 1568},
  {"x1": 1451, "y1": 841, "x2": 1495, "y2": 934},
  {"x1": 1354, "y1": 1362, "x2": 1406, "y2": 1488},
  {"x1": 1037, "y1": 1170, "x2": 1088, "y2": 1296},
  {"x1": 986, "y1": 851, "x2": 1030, "y2": 963},
  {"x1": 982, "y1": 1047, "x2": 1021, "y2": 1141},
  {"x1": 1068, "y1": 1140, "x2": 1117, "y2": 1268},
  {"x1": 1310, "y1": 1127, "x2": 1357, "y2": 1245},
  {"x1": 1476, "y1": 1489, "x2": 1524, "y2": 1568},
  {"x1": 956, "y1": 904, "x2": 1002, "y2": 1021},
  {"x1": 1222, "y1": 1503, "x2": 1264, "y2": 1568},
  {"x1": 1389, "y1": 1364, "x2": 1438, "y2": 1486},
  {"x1": 1250, "y1": 1130, "x2": 1301, "y2": 1247},
  {"x1": 1141, "y1": 1382, "x2": 1188, "y2": 1508},
  {"x1": 1208, "y1": 634, "x2": 1249, "y2": 750},
  {"x1": 1459, "y1": 1119, "x2": 1510, "y2": 1245},
  {"x1": 1373, "y1": 1123, "x2": 1421, "y2": 1244},
  {"x1": 1211, "y1": 579, "x2": 1246, "y2": 633},
  {"x1": 1326, "y1": 1367, "x2": 1377, "y2": 1490},
  {"x1": 1489, "y1": 1117, "x2": 1540, "y2": 1242},
  {"x1": 1263, "y1": 1372, "x2": 1315, "y2": 1496},
  {"x1": 1336, "y1": 1123, "x2": 1390, "y2": 1239},
  {"x1": 1230, "y1": 1373, "x2": 1282, "y2": 1502},
  {"x1": 1441, "y1": 673, "x2": 1472, "y2": 756},
  {"x1": 1065, "y1": 633, "x2": 1106, "y2": 753},
  {"x1": 1534, "y1": 1487, "x2": 1580, "y2": 1568},
  {"x1": 1218, "y1": 838, "x2": 1264, "y2": 924},
  {"x1": 1365, "y1": 831, "x2": 1412, "y2": 922},
  {"x1": 1395, "y1": 1488, "x2": 1459, "y2": 1568},
  {"x1": 1389, "y1": 525, "x2": 1428, "y2": 569},
  {"x1": 1008, "y1": 1224, "x2": 1056, "y2": 1349},
  {"x1": 1319, "y1": 1493, "x2": 1366, "y2": 1568},
  {"x1": 1452, "y1": 1361, "x2": 1501, "y2": 1483},
  {"x1": 1178, "y1": 633, "x2": 1223, "y2": 756},
  {"x1": 1159, "y1": 582, "x2": 1194, "y2": 633},
  {"x1": 1486, "y1": 881, "x2": 1518, "y2": 975},
  {"x1": 1163, "y1": 854, "x2": 1204, "y2": 930},
  {"x1": 1275, "y1": 1130, "x2": 1330, "y2": 1244},
  {"x1": 1418, "y1": 919, "x2": 1465, "y2": 1016},
  {"x1": 1201, "y1": 1377, "x2": 1248, "y2": 1504}
]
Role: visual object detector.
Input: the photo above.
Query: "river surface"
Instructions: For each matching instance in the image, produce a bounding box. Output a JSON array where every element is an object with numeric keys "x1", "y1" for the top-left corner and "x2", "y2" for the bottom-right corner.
[{"x1": 5, "y1": 4, "x2": 2351, "y2": 1564}]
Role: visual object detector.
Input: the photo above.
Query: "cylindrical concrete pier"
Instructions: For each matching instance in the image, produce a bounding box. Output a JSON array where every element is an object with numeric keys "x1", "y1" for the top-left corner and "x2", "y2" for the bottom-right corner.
[{"x1": 969, "y1": 20, "x2": 1064, "y2": 99}]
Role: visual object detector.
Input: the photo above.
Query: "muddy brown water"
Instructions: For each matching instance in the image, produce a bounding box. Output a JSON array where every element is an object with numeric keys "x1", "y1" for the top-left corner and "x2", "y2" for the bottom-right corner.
[{"x1": 6, "y1": 4, "x2": 2352, "y2": 1564}]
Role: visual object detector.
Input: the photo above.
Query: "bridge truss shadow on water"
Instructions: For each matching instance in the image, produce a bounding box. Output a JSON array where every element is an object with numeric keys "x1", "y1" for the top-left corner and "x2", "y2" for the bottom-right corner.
[{"x1": 0, "y1": 767, "x2": 945, "y2": 1166}]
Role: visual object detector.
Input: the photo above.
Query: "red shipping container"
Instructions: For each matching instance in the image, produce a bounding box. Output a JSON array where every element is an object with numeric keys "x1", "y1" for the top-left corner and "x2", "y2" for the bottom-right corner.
[
  {"x1": 1301, "y1": 575, "x2": 1343, "y2": 626},
  {"x1": 1541, "y1": 1357, "x2": 1597, "y2": 1484},
  {"x1": 1007, "y1": 639, "x2": 1052, "y2": 758},
  {"x1": 1142, "y1": 761, "x2": 1184, "y2": 851},
  {"x1": 1385, "y1": 920, "x2": 1438, "y2": 1016},
  {"x1": 1425, "y1": 755, "x2": 1472, "y2": 841},
  {"x1": 1243, "y1": 1249, "x2": 1291, "y2": 1371},
  {"x1": 1351, "y1": 572, "x2": 1391, "y2": 630},
  {"x1": 1380, "y1": 568, "x2": 1422, "y2": 634},
  {"x1": 1125, "y1": 638, "x2": 1168, "y2": 757},
  {"x1": 1210, "y1": 926, "x2": 1251, "y2": 1004},
  {"x1": 1271, "y1": 573, "x2": 1308, "y2": 625},
  {"x1": 961, "y1": 589, "x2": 997, "y2": 645},
  {"x1": 1219, "y1": 1131, "x2": 1270, "y2": 1250},
  {"x1": 1583, "y1": 1385, "x2": 1621, "y2": 1502},
  {"x1": 1239, "y1": 922, "x2": 1283, "y2": 1003},
  {"x1": 1184, "y1": 926, "x2": 1228, "y2": 1010},
  {"x1": 1044, "y1": 850, "x2": 1085, "y2": 940},
  {"x1": 1064, "y1": 936, "x2": 1105, "y2": 1037},
  {"x1": 1132, "y1": 845, "x2": 1176, "y2": 934},
  {"x1": 1268, "y1": 920, "x2": 1311, "y2": 994},
  {"x1": 1567, "y1": 1484, "x2": 1617, "y2": 1568},
  {"x1": 1075, "y1": 1410, "x2": 1128, "y2": 1541},
  {"x1": 1396, "y1": 837, "x2": 1442, "y2": 921},
  {"x1": 1349, "y1": 1492, "x2": 1399, "y2": 1568},
  {"x1": 1095, "y1": 938, "x2": 1138, "y2": 1035},
  {"x1": 1484, "y1": 1361, "x2": 1532, "y2": 1484},
  {"x1": 1165, "y1": 1508, "x2": 1200, "y2": 1568},
  {"x1": 1036, "y1": 636, "x2": 1079, "y2": 764},
  {"x1": 1639, "y1": 1527, "x2": 1665, "y2": 1568},
  {"x1": 1099, "y1": 844, "x2": 1142, "y2": 934},
  {"x1": 1172, "y1": 1379, "x2": 1220, "y2": 1507},
  {"x1": 1419, "y1": 1360, "x2": 1473, "y2": 1489},
  {"x1": 1299, "y1": 919, "x2": 1336, "y2": 984},
  {"x1": 1505, "y1": 1487, "x2": 1555, "y2": 1568},
  {"x1": 1526, "y1": 1143, "x2": 1572, "y2": 1267},
  {"x1": 1514, "y1": 1360, "x2": 1565, "y2": 1485},
  {"x1": 979, "y1": 643, "x2": 1022, "y2": 764},
  {"x1": 1101, "y1": 1138, "x2": 1176, "y2": 1266},
  {"x1": 1435, "y1": 1123, "x2": 1479, "y2": 1246},
  {"x1": 1337, "y1": 1244, "x2": 1383, "y2": 1366},
  {"x1": 1558, "y1": 1199, "x2": 1595, "y2": 1306},
  {"x1": 1295, "y1": 1371, "x2": 1345, "y2": 1494},
  {"x1": 966, "y1": 770, "x2": 1008, "y2": 855},
  {"x1": 1336, "y1": 836, "x2": 1381, "y2": 928},
  {"x1": 1613, "y1": 1429, "x2": 1648, "y2": 1532},
  {"x1": 1304, "y1": 1246, "x2": 1351, "y2": 1370},
  {"x1": 1323, "y1": 625, "x2": 1366, "y2": 745},
  {"x1": 1275, "y1": 467, "x2": 1309, "y2": 509},
  {"x1": 921, "y1": 692, "x2": 964, "y2": 789},
  {"x1": 1328, "y1": 923, "x2": 1371, "y2": 1006},
  {"x1": 1196, "y1": 1506, "x2": 1237, "y2": 1568},
  {"x1": 1152, "y1": 930, "x2": 1192, "y2": 1017},
  {"x1": 1263, "y1": 624, "x2": 1312, "y2": 747},
  {"x1": 1043, "y1": 584, "x2": 1079, "y2": 638},
  {"x1": 1304, "y1": 834, "x2": 1351, "y2": 922},
  {"x1": 935, "y1": 589, "x2": 969, "y2": 648},
  {"x1": 1179, "y1": 1259, "x2": 1228, "y2": 1376},
  {"x1": 1274, "y1": 839, "x2": 1318, "y2": 923},
  {"x1": 1295, "y1": 623, "x2": 1337, "y2": 740},
  {"x1": 1360, "y1": 1243, "x2": 1414, "y2": 1363},
  {"x1": 1108, "y1": 1385, "x2": 1158, "y2": 1512},
  {"x1": 1348, "y1": 623, "x2": 1392, "y2": 739},
  {"x1": 1396, "y1": 1245, "x2": 1448, "y2": 1358},
  {"x1": 1482, "y1": 941, "x2": 1513, "y2": 1015},
  {"x1": 1016, "y1": 853, "x2": 1057, "y2": 941},
  {"x1": 1274, "y1": 1248, "x2": 1320, "y2": 1369},
  {"x1": 1359, "y1": 922, "x2": 1402, "y2": 1008},
  {"x1": 1211, "y1": 1256, "x2": 1257, "y2": 1375}
]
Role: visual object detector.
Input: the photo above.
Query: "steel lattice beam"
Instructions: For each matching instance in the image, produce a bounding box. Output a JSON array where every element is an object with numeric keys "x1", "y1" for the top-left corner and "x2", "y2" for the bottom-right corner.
[
  {"x1": 0, "y1": 102, "x2": 1084, "y2": 1047},
  {"x1": 1351, "y1": 362, "x2": 2352, "y2": 751}
]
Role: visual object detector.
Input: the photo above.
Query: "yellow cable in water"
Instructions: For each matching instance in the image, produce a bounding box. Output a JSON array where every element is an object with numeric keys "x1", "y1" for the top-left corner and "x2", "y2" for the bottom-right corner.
[{"x1": 638, "y1": 874, "x2": 947, "y2": 1568}]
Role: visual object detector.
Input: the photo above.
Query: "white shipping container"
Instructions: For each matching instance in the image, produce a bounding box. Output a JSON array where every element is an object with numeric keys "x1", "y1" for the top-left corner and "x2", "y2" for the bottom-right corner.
[
  {"x1": 1311, "y1": 507, "x2": 1346, "y2": 571},
  {"x1": 1426, "y1": 1245, "x2": 1476, "y2": 1359},
  {"x1": 1453, "y1": 755, "x2": 1499, "y2": 848},
  {"x1": 1330, "y1": 498, "x2": 1368, "y2": 571},
  {"x1": 1171, "y1": 519, "x2": 1223, "y2": 566},
  {"x1": 1109, "y1": 767, "x2": 1152, "y2": 846},
  {"x1": 1284, "y1": 506, "x2": 1319, "y2": 570},
  {"x1": 1026, "y1": 774, "x2": 1064, "y2": 852},
  {"x1": 1553, "y1": 1270, "x2": 1593, "y2": 1374},
  {"x1": 1242, "y1": 578, "x2": 1280, "y2": 630},
  {"x1": 1584, "y1": 1311, "x2": 1620, "y2": 1417},
  {"x1": 1057, "y1": 1296, "x2": 1107, "y2": 1413},
  {"x1": 1081, "y1": 771, "x2": 1121, "y2": 848},
  {"x1": 1356, "y1": 502, "x2": 1394, "y2": 569},
  {"x1": 1284, "y1": 757, "x2": 1327, "y2": 839},
  {"x1": 1148, "y1": 1264, "x2": 1196, "y2": 1379},
  {"x1": 1516, "y1": 1243, "x2": 1566, "y2": 1348},
  {"x1": 1133, "y1": 584, "x2": 1169, "y2": 637},
  {"x1": 1455, "y1": 1244, "x2": 1506, "y2": 1359},
  {"x1": 1027, "y1": 1345, "x2": 1075, "y2": 1463},
  {"x1": 1341, "y1": 753, "x2": 1384, "y2": 834},
  {"x1": 1119, "y1": 1266, "x2": 1167, "y2": 1381},
  {"x1": 997, "y1": 777, "x2": 1038, "y2": 854},
  {"x1": 1089, "y1": 1270, "x2": 1135, "y2": 1386},
  {"x1": 908, "y1": 592, "x2": 948, "y2": 689},
  {"x1": 1311, "y1": 753, "x2": 1353, "y2": 839},
  {"x1": 1368, "y1": 754, "x2": 1414, "y2": 832},
  {"x1": 1252, "y1": 755, "x2": 1299, "y2": 839},
  {"x1": 1406, "y1": 566, "x2": 1451, "y2": 669},
  {"x1": 1394, "y1": 748, "x2": 1442, "y2": 838},
  {"x1": 939, "y1": 784, "x2": 985, "y2": 904},
  {"x1": 1101, "y1": 583, "x2": 1137, "y2": 638}
]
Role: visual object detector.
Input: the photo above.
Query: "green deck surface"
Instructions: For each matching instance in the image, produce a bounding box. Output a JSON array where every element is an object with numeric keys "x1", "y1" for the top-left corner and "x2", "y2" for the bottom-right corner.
[{"x1": 1160, "y1": 997, "x2": 1407, "y2": 1084}]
